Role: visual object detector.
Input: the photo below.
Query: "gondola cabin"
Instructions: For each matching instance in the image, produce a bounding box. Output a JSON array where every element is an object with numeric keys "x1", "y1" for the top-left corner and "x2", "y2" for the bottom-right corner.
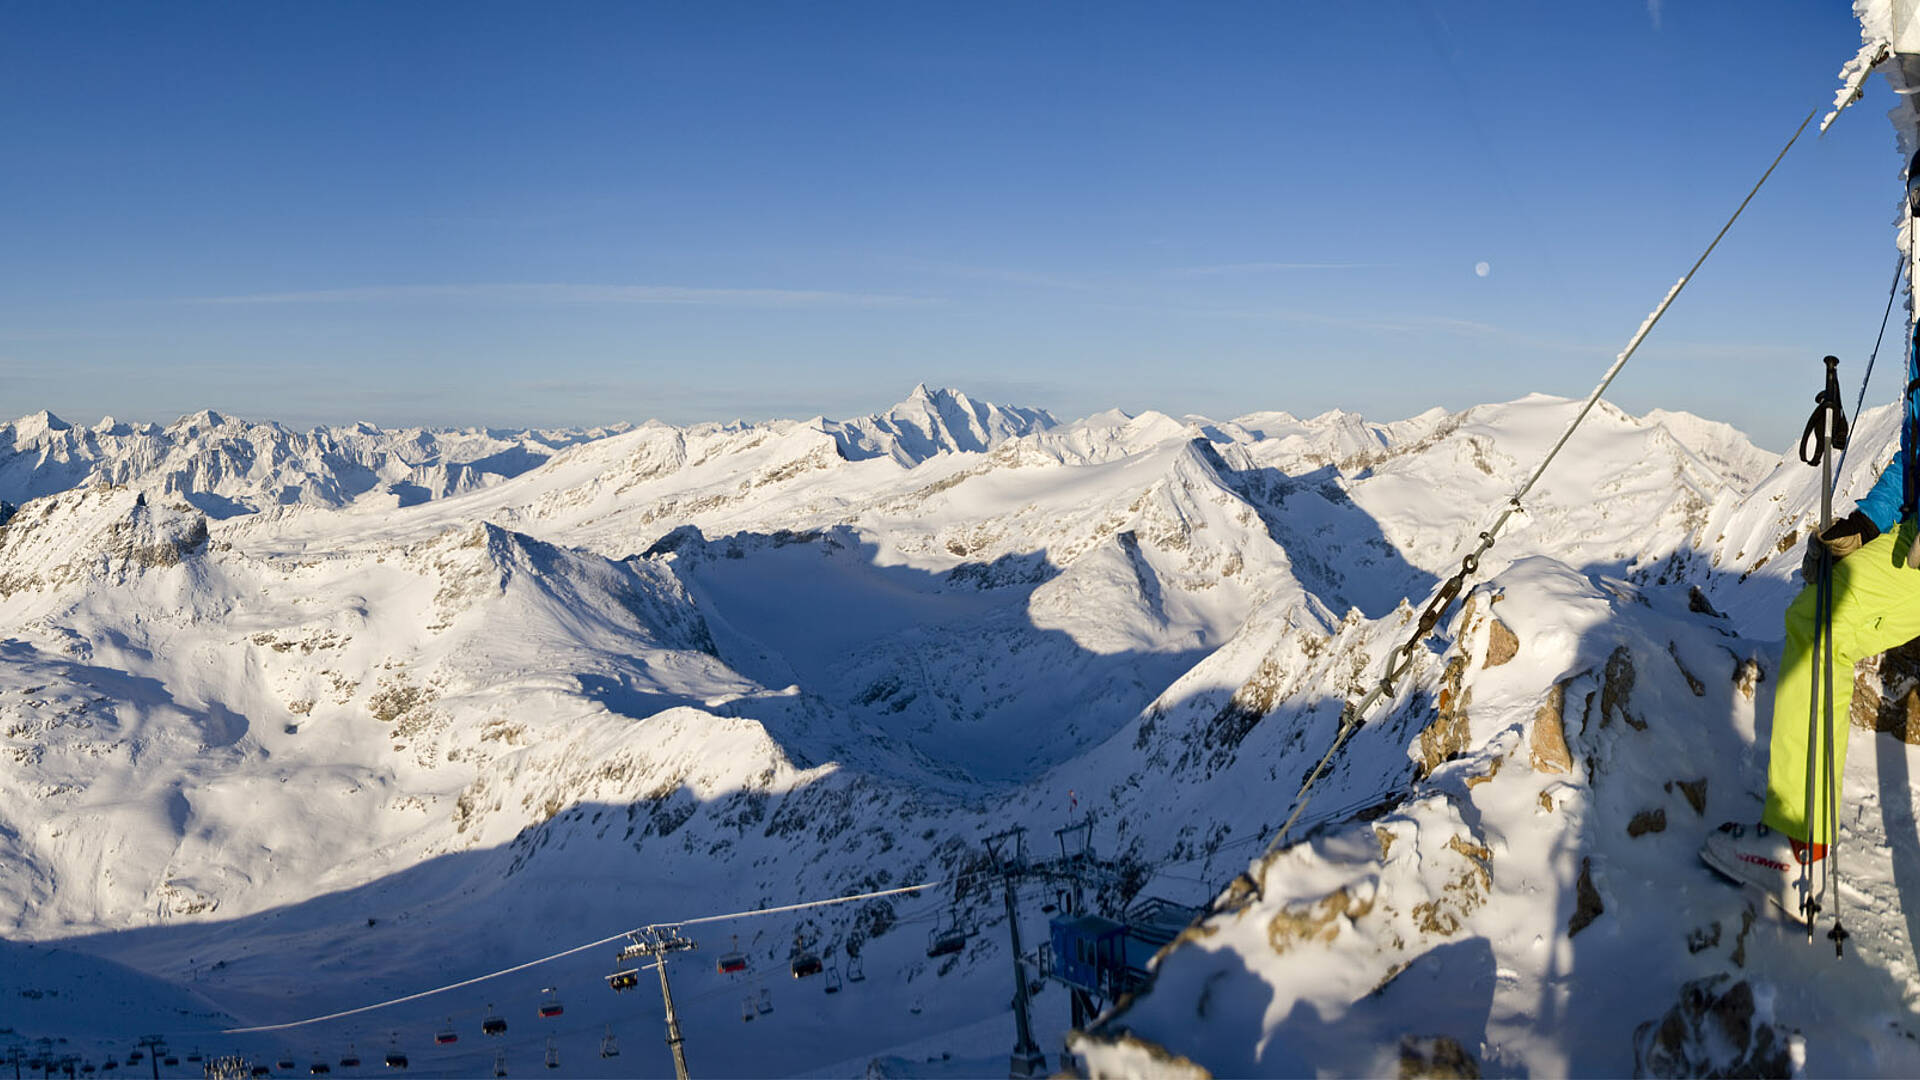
[
  {"x1": 310, "y1": 1063, "x2": 332, "y2": 1075},
  {"x1": 717, "y1": 951, "x2": 748, "y2": 975},
  {"x1": 340, "y1": 1050, "x2": 361, "y2": 1069},
  {"x1": 384, "y1": 1050, "x2": 408, "y2": 1069},
  {"x1": 790, "y1": 952, "x2": 823, "y2": 978},
  {"x1": 482, "y1": 1014, "x2": 508, "y2": 1037},
  {"x1": 606, "y1": 968, "x2": 640, "y2": 992},
  {"x1": 1048, "y1": 914, "x2": 1127, "y2": 996}
]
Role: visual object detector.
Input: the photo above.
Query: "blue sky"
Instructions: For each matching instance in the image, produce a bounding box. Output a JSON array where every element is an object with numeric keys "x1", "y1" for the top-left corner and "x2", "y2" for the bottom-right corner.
[{"x1": 0, "y1": 1, "x2": 1906, "y2": 449}]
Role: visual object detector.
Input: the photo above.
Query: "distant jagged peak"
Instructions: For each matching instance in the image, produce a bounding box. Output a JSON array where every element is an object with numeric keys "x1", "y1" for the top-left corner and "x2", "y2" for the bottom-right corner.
[
  {"x1": 8, "y1": 408, "x2": 72, "y2": 440},
  {"x1": 827, "y1": 385, "x2": 1058, "y2": 467}
]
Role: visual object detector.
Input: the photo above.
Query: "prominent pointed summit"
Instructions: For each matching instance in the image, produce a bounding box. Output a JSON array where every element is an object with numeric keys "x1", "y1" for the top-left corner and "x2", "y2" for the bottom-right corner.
[{"x1": 826, "y1": 386, "x2": 1058, "y2": 466}]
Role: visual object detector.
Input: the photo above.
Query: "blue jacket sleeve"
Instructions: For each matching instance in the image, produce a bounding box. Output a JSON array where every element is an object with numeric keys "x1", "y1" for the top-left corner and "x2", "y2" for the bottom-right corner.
[{"x1": 1856, "y1": 454, "x2": 1907, "y2": 532}]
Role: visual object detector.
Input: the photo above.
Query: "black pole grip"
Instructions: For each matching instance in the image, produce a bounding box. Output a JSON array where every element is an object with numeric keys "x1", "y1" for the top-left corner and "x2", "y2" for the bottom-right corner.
[{"x1": 1800, "y1": 355, "x2": 1851, "y2": 465}]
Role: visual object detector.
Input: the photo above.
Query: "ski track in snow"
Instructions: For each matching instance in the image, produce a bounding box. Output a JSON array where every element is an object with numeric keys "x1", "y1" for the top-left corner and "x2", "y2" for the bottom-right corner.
[{"x1": 6, "y1": 385, "x2": 1920, "y2": 1076}]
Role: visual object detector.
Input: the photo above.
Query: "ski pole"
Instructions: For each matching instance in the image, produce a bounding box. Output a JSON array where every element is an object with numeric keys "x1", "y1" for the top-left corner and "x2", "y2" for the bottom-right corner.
[{"x1": 1798, "y1": 355, "x2": 1849, "y2": 944}]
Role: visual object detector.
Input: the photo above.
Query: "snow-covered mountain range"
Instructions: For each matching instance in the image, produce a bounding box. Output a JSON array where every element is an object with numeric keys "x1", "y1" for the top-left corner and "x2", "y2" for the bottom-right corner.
[{"x1": 4, "y1": 384, "x2": 1915, "y2": 1078}]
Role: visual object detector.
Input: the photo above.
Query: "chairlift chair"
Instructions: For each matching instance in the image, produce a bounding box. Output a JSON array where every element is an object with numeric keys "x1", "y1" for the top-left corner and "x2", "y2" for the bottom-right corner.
[
  {"x1": 926, "y1": 925, "x2": 966, "y2": 958},
  {"x1": 537, "y1": 988, "x2": 563, "y2": 1019},
  {"x1": 278, "y1": 1056, "x2": 296, "y2": 1071},
  {"x1": 598, "y1": 1027, "x2": 619, "y2": 1060},
  {"x1": 433, "y1": 1019, "x2": 457, "y2": 1047},
  {"x1": 716, "y1": 935, "x2": 748, "y2": 975},
  {"x1": 542, "y1": 1037, "x2": 558, "y2": 1071},
  {"x1": 605, "y1": 968, "x2": 640, "y2": 992},
  {"x1": 104, "y1": 1060, "x2": 119, "y2": 1070},
  {"x1": 127, "y1": 1052, "x2": 143, "y2": 1065},
  {"x1": 824, "y1": 965, "x2": 842, "y2": 994},
  {"x1": 741, "y1": 996, "x2": 756, "y2": 1023},
  {"x1": 163, "y1": 1058, "x2": 179, "y2": 1068},
  {"x1": 492, "y1": 1051, "x2": 507, "y2": 1078},
  {"x1": 847, "y1": 954, "x2": 866, "y2": 982},
  {"x1": 756, "y1": 987, "x2": 774, "y2": 1015},
  {"x1": 340, "y1": 1044, "x2": 361, "y2": 1069},
  {"x1": 482, "y1": 1005, "x2": 508, "y2": 1037},
  {"x1": 245, "y1": 1067, "x2": 264, "y2": 1078},
  {"x1": 310, "y1": 1063, "x2": 332, "y2": 1076},
  {"x1": 187, "y1": 1051, "x2": 204, "y2": 1064}
]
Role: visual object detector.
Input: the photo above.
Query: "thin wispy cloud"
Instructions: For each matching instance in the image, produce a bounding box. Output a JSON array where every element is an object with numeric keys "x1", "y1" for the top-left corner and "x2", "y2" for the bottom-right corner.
[
  {"x1": 189, "y1": 283, "x2": 937, "y2": 309},
  {"x1": 877, "y1": 257, "x2": 1098, "y2": 292},
  {"x1": 1647, "y1": 0, "x2": 1663, "y2": 30},
  {"x1": 1112, "y1": 299, "x2": 1606, "y2": 355},
  {"x1": 1167, "y1": 262, "x2": 1376, "y2": 278}
]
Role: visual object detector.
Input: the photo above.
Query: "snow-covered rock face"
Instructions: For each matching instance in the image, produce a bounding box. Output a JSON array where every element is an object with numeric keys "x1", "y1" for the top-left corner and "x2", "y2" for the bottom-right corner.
[{"x1": 13, "y1": 386, "x2": 1888, "y2": 1078}]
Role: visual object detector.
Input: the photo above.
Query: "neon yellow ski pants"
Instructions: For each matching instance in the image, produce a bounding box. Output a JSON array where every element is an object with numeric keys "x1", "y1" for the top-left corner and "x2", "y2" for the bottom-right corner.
[{"x1": 1763, "y1": 523, "x2": 1920, "y2": 844}]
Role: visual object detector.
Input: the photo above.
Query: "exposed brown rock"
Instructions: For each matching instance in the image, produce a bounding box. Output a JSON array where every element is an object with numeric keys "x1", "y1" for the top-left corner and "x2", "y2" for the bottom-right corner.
[
  {"x1": 1203, "y1": 653, "x2": 1286, "y2": 763},
  {"x1": 1685, "y1": 921, "x2": 1721, "y2": 954},
  {"x1": 1731, "y1": 653, "x2": 1765, "y2": 702},
  {"x1": 1668, "y1": 642, "x2": 1705, "y2": 697},
  {"x1": 1413, "y1": 841, "x2": 1491, "y2": 937},
  {"x1": 1627, "y1": 808, "x2": 1667, "y2": 838},
  {"x1": 1850, "y1": 639, "x2": 1920, "y2": 745},
  {"x1": 1601, "y1": 646, "x2": 1640, "y2": 729},
  {"x1": 1267, "y1": 886, "x2": 1373, "y2": 954},
  {"x1": 1418, "y1": 656, "x2": 1473, "y2": 778},
  {"x1": 1464, "y1": 754, "x2": 1503, "y2": 789},
  {"x1": 1674, "y1": 778, "x2": 1707, "y2": 816},
  {"x1": 1730, "y1": 905, "x2": 1755, "y2": 969},
  {"x1": 1530, "y1": 680, "x2": 1574, "y2": 774},
  {"x1": 1688, "y1": 586, "x2": 1725, "y2": 618},
  {"x1": 1632, "y1": 975, "x2": 1789, "y2": 1078},
  {"x1": 1483, "y1": 618, "x2": 1519, "y2": 668},
  {"x1": 1398, "y1": 1035, "x2": 1480, "y2": 1079},
  {"x1": 1445, "y1": 835, "x2": 1493, "y2": 878},
  {"x1": 1568, "y1": 857, "x2": 1603, "y2": 937}
]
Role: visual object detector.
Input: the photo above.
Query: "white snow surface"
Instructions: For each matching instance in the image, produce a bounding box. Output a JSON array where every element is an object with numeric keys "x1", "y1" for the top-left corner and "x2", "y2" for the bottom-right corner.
[{"x1": 3, "y1": 385, "x2": 1914, "y2": 1077}]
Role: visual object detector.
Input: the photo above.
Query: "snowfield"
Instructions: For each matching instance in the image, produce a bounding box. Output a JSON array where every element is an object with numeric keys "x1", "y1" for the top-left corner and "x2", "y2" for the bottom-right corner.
[{"x1": 4, "y1": 384, "x2": 1919, "y2": 1078}]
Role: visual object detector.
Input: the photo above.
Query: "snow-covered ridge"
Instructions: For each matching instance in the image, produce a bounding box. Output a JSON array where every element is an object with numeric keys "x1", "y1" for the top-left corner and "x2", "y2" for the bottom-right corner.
[
  {"x1": 5, "y1": 386, "x2": 1838, "y2": 1077},
  {"x1": 0, "y1": 408, "x2": 632, "y2": 517}
]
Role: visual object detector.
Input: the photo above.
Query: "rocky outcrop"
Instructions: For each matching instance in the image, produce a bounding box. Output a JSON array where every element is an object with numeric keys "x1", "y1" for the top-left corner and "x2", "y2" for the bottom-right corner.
[
  {"x1": 1851, "y1": 638, "x2": 1920, "y2": 745},
  {"x1": 1632, "y1": 976, "x2": 1792, "y2": 1079}
]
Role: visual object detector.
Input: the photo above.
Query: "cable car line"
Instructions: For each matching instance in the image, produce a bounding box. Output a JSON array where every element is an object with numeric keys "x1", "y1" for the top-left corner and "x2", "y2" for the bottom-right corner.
[{"x1": 216, "y1": 874, "x2": 961, "y2": 1035}]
